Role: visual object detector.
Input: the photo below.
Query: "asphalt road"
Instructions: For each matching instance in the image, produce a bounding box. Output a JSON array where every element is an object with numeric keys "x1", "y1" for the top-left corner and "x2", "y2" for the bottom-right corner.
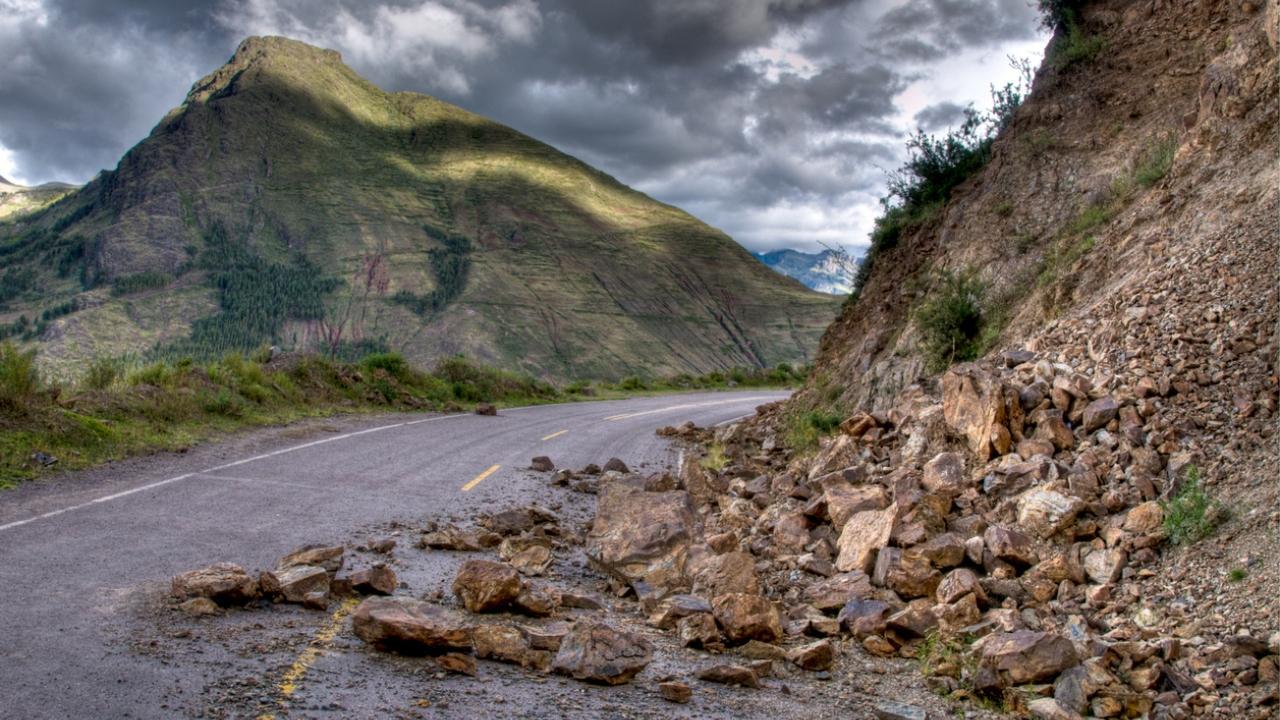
[{"x1": 0, "y1": 390, "x2": 788, "y2": 719}]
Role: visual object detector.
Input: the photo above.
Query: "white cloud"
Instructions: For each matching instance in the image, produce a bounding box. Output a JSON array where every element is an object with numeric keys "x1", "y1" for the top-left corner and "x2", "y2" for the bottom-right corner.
[{"x1": 214, "y1": 0, "x2": 542, "y2": 94}]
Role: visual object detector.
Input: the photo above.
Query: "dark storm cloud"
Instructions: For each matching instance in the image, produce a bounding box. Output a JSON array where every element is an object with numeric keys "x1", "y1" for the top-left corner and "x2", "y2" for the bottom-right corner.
[
  {"x1": 0, "y1": 0, "x2": 1046, "y2": 252},
  {"x1": 913, "y1": 100, "x2": 969, "y2": 131}
]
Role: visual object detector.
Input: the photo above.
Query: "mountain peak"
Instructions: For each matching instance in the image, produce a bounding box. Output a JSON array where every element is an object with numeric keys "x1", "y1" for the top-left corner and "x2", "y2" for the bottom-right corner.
[
  {"x1": 181, "y1": 36, "x2": 349, "y2": 108},
  {"x1": 230, "y1": 35, "x2": 344, "y2": 67}
]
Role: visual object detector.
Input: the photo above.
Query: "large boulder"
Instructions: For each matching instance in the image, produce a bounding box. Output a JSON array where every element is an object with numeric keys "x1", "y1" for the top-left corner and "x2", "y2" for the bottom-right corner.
[
  {"x1": 452, "y1": 560, "x2": 522, "y2": 612},
  {"x1": 585, "y1": 484, "x2": 697, "y2": 597},
  {"x1": 171, "y1": 562, "x2": 260, "y2": 606},
  {"x1": 922, "y1": 452, "x2": 967, "y2": 497},
  {"x1": 834, "y1": 503, "x2": 898, "y2": 574},
  {"x1": 712, "y1": 593, "x2": 783, "y2": 644},
  {"x1": 973, "y1": 630, "x2": 1079, "y2": 689},
  {"x1": 942, "y1": 364, "x2": 1021, "y2": 461},
  {"x1": 351, "y1": 596, "x2": 472, "y2": 652},
  {"x1": 550, "y1": 621, "x2": 653, "y2": 685}
]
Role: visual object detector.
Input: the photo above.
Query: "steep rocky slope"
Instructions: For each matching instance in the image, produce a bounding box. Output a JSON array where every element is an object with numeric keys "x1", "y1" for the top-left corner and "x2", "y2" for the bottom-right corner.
[
  {"x1": 0, "y1": 37, "x2": 838, "y2": 380},
  {"x1": 674, "y1": 1, "x2": 1276, "y2": 717}
]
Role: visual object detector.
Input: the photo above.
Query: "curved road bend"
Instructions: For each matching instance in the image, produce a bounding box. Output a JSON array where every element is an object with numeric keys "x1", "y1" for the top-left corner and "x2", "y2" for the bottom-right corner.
[{"x1": 0, "y1": 390, "x2": 788, "y2": 719}]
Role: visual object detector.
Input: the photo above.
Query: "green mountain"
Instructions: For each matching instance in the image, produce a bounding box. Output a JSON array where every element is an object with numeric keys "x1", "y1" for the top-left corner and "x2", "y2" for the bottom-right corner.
[{"x1": 0, "y1": 36, "x2": 838, "y2": 380}]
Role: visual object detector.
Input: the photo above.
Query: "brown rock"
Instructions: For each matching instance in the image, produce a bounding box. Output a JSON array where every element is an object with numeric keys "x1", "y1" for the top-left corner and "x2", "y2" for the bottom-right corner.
[
  {"x1": 475, "y1": 402, "x2": 497, "y2": 416},
  {"x1": 420, "y1": 525, "x2": 501, "y2": 551},
  {"x1": 506, "y1": 544, "x2": 553, "y2": 576},
  {"x1": 882, "y1": 550, "x2": 941, "y2": 599},
  {"x1": 840, "y1": 411, "x2": 878, "y2": 438},
  {"x1": 691, "y1": 551, "x2": 759, "y2": 597},
  {"x1": 530, "y1": 456, "x2": 555, "y2": 472},
  {"x1": 435, "y1": 652, "x2": 477, "y2": 675},
  {"x1": 1017, "y1": 438, "x2": 1057, "y2": 459},
  {"x1": 834, "y1": 503, "x2": 898, "y2": 574},
  {"x1": 513, "y1": 582, "x2": 559, "y2": 617},
  {"x1": 171, "y1": 562, "x2": 260, "y2": 606},
  {"x1": 863, "y1": 634, "x2": 896, "y2": 656},
  {"x1": 824, "y1": 483, "x2": 889, "y2": 529},
  {"x1": 787, "y1": 639, "x2": 836, "y2": 671},
  {"x1": 1082, "y1": 396, "x2": 1119, "y2": 433},
  {"x1": 916, "y1": 533, "x2": 966, "y2": 568},
  {"x1": 349, "y1": 564, "x2": 397, "y2": 596},
  {"x1": 975, "y1": 630, "x2": 1079, "y2": 688},
  {"x1": 934, "y1": 593, "x2": 982, "y2": 636},
  {"x1": 886, "y1": 600, "x2": 938, "y2": 639},
  {"x1": 178, "y1": 597, "x2": 221, "y2": 617},
  {"x1": 1122, "y1": 502, "x2": 1164, "y2": 534},
  {"x1": 984, "y1": 525, "x2": 1038, "y2": 567},
  {"x1": 1017, "y1": 489, "x2": 1085, "y2": 539},
  {"x1": 838, "y1": 598, "x2": 891, "y2": 637},
  {"x1": 772, "y1": 512, "x2": 810, "y2": 552},
  {"x1": 473, "y1": 624, "x2": 535, "y2": 666},
  {"x1": 712, "y1": 593, "x2": 783, "y2": 644},
  {"x1": 365, "y1": 536, "x2": 396, "y2": 554},
  {"x1": 942, "y1": 364, "x2": 1019, "y2": 461},
  {"x1": 658, "y1": 680, "x2": 693, "y2": 703},
  {"x1": 550, "y1": 621, "x2": 652, "y2": 685},
  {"x1": 1033, "y1": 410, "x2": 1075, "y2": 451},
  {"x1": 585, "y1": 484, "x2": 696, "y2": 597},
  {"x1": 677, "y1": 612, "x2": 722, "y2": 649},
  {"x1": 279, "y1": 545, "x2": 345, "y2": 573},
  {"x1": 1083, "y1": 548, "x2": 1126, "y2": 584},
  {"x1": 602, "y1": 457, "x2": 630, "y2": 473},
  {"x1": 521, "y1": 621, "x2": 571, "y2": 651},
  {"x1": 351, "y1": 596, "x2": 472, "y2": 652},
  {"x1": 802, "y1": 571, "x2": 873, "y2": 612},
  {"x1": 452, "y1": 560, "x2": 521, "y2": 613},
  {"x1": 936, "y1": 568, "x2": 987, "y2": 605},
  {"x1": 922, "y1": 452, "x2": 967, "y2": 497},
  {"x1": 697, "y1": 664, "x2": 760, "y2": 688}
]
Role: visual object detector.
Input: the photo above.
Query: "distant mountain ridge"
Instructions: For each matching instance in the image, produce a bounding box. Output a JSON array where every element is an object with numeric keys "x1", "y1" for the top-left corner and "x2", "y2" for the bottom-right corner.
[
  {"x1": 0, "y1": 36, "x2": 839, "y2": 379},
  {"x1": 756, "y1": 248, "x2": 856, "y2": 295}
]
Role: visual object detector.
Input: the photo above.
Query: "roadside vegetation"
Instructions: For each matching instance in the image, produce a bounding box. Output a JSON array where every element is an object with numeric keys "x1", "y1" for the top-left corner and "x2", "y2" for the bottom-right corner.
[
  {"x1": 1161, "y1": 467, "x2": 1227, "y2": 546},
  {"x1": 0, "y1": 341, "x2": 806, "y2": 488}
]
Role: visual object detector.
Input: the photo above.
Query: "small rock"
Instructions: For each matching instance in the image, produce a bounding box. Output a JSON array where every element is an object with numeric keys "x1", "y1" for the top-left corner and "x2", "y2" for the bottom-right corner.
[
  {"x1": 279, "y1": 544, "x2": 345, "y2": 573},
  {"x1": 696, "y1": 664, "x2": 760, "y2": 688},
  {"x1": 349, "y1": 564, "x2": 397, "y2": 596},
  {"x1": 530, "y1": 456, "x2": 555, "y2": 472},
  {"x1": 712, "y1": 593, "x2": 783, "y2": 644},
  {"x1": 475, "y1": 403, "x2": 497, "y2": 416},
  {"x1": 178, "y1": 597, "x2": 221, "y2": 617},
  {"x1": 171, "y1": 563, "x2": 260, "y2": 606},
  {"x1": 658, "y1": 681, "x2": 692, "y2": 703},
  {"x1": 602, "y1": 457, "x2": 630, "y2": 473},
  {"x1": 786, "y1": 639, "x2": 836, "y2": 671}
]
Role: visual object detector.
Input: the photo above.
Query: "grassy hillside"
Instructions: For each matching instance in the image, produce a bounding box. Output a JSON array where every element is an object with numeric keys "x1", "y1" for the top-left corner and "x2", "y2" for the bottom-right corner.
[{"x1": 0, "y1": 36, "x2": 837, "y2": 381}]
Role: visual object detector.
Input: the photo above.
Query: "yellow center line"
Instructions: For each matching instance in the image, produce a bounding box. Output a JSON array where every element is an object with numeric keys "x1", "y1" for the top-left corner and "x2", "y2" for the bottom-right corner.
[
  {"x1": 541, "y1": 429, "x2": 568, "y2": 441},
  {"x1": 257, "y1": 596, "x2": 360, "y2": 720},
  {"x1": 461, "y1": 464, "x2": 501, "y2": 492}
]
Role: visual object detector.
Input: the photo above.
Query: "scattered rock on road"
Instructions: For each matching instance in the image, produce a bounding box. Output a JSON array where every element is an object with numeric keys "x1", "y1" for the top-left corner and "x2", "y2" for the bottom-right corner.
[
  {"x1": 171, "y1": 562, "x2": 260, "y2": 606},
  {"x1": 550, "y1": 621, "x2": 653, "y2": 685},
  {"x1": 452, "y1": 560, "x2": 521, "y2": 612},
  {"x1": 474, "y1": 403, "x2": 497, "y2": 416},
  {"x1": 530, "y1": 456, "x2": 555, "y2": 472},
  {"x1": 351, "y1": 596, "x2": 472, "y2": 653}
]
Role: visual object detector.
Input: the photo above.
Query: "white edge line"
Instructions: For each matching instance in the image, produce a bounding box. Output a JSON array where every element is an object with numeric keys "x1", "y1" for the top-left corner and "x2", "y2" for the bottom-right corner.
[
  {"x1": 0, "y1": 390, "x2": 786, "y2": 534},
  {"x1": 0, "y1": 414, "x2": 465, "y2": 534}
]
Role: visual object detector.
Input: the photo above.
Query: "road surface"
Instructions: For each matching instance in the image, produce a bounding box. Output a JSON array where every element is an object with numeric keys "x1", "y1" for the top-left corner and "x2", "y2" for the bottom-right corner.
[{"x1": 0, "y1": 391, "x2": 788, "y2": 719}]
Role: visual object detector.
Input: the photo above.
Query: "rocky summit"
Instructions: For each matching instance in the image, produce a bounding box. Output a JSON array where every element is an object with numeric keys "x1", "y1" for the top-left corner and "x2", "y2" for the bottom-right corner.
[{"x1": 0, "y1": 36, "x2": 837, "y2": 379}]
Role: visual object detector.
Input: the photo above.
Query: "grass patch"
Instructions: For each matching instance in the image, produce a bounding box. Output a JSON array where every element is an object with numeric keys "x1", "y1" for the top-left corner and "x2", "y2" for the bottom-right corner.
[
  {"x1": 1228, "y1": 567, "x2": 1248, "y2": 583},
  {"x1": 701, "y1": 443, "x2": 730, "y2": 472},
  {"x1": 1134, "y1": 134, "x2": 1177, "y2": 188},
  {"x1": 782, "y1": 407, "x2": 844, "y2": 455},
  {"x1": 1161, "y1": 467, "x2": 1226, "y2": 545}
]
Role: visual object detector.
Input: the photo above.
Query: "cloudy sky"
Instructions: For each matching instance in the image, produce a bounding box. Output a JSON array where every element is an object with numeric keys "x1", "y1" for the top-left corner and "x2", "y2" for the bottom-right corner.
[{"x1": 0, "y1": 0, "x2": 1048, "y2": 253}]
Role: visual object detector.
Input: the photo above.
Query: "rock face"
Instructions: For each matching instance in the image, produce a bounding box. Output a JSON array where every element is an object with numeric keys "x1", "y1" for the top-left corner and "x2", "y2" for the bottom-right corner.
[
  {"x1": 585, "y1": 484, "x2": 697, "y2": 597},
  {"x1": 452, "y1": 560, "x2": 521, "y2": 613},
  {"x1": 550, "y1": 621, "x2": 653, "y2": 685},
  {"x1": 171, "y1": 563, "x2": 260, "y2": 605},
  {"x1": 351, "y1": 597, "x2": 472, "y2": 652}
]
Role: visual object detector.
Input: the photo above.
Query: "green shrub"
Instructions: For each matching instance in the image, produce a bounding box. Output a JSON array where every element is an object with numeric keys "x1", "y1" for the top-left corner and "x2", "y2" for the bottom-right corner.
[
  {"x1": 1135, "y1": 135, "x2": 1177, "y2": 188},
  {"x1": 1161, "y1": 467, "x2": 1226, "y2": 545},
  {"x1": 916, "y1": 270, "x2": 987, "y2": 371},
  {"x1": 111, "y1": 271, "x2": 172, "y2": 296},
  {"x1": 0, "y1": 341, "x2": 41, "y2": 411},
  {"x1": 1050, "y1": 13, "x2": 1106, "y2": 70},
  {"x1": 618, "y1": 375, "x2": 647, "y2": 391},
  {"x1": 700, "y1": 443, "x2": 730, "y2": 471},
  {"x1": 803, "y1": 410, "x2": 842, "y2": 434},
  {"x1": 82, "y1": 356, "x2": 123, "y2": 390},
  {"x1": 202, "y1": 388, "x2": 245, "y2": 417},
  {"x1": 362, "y1": 352, "x2": 410, "y2": 379},
  {"x1": 128, "y1": 362, "x2": 173, "y2": 387}
]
